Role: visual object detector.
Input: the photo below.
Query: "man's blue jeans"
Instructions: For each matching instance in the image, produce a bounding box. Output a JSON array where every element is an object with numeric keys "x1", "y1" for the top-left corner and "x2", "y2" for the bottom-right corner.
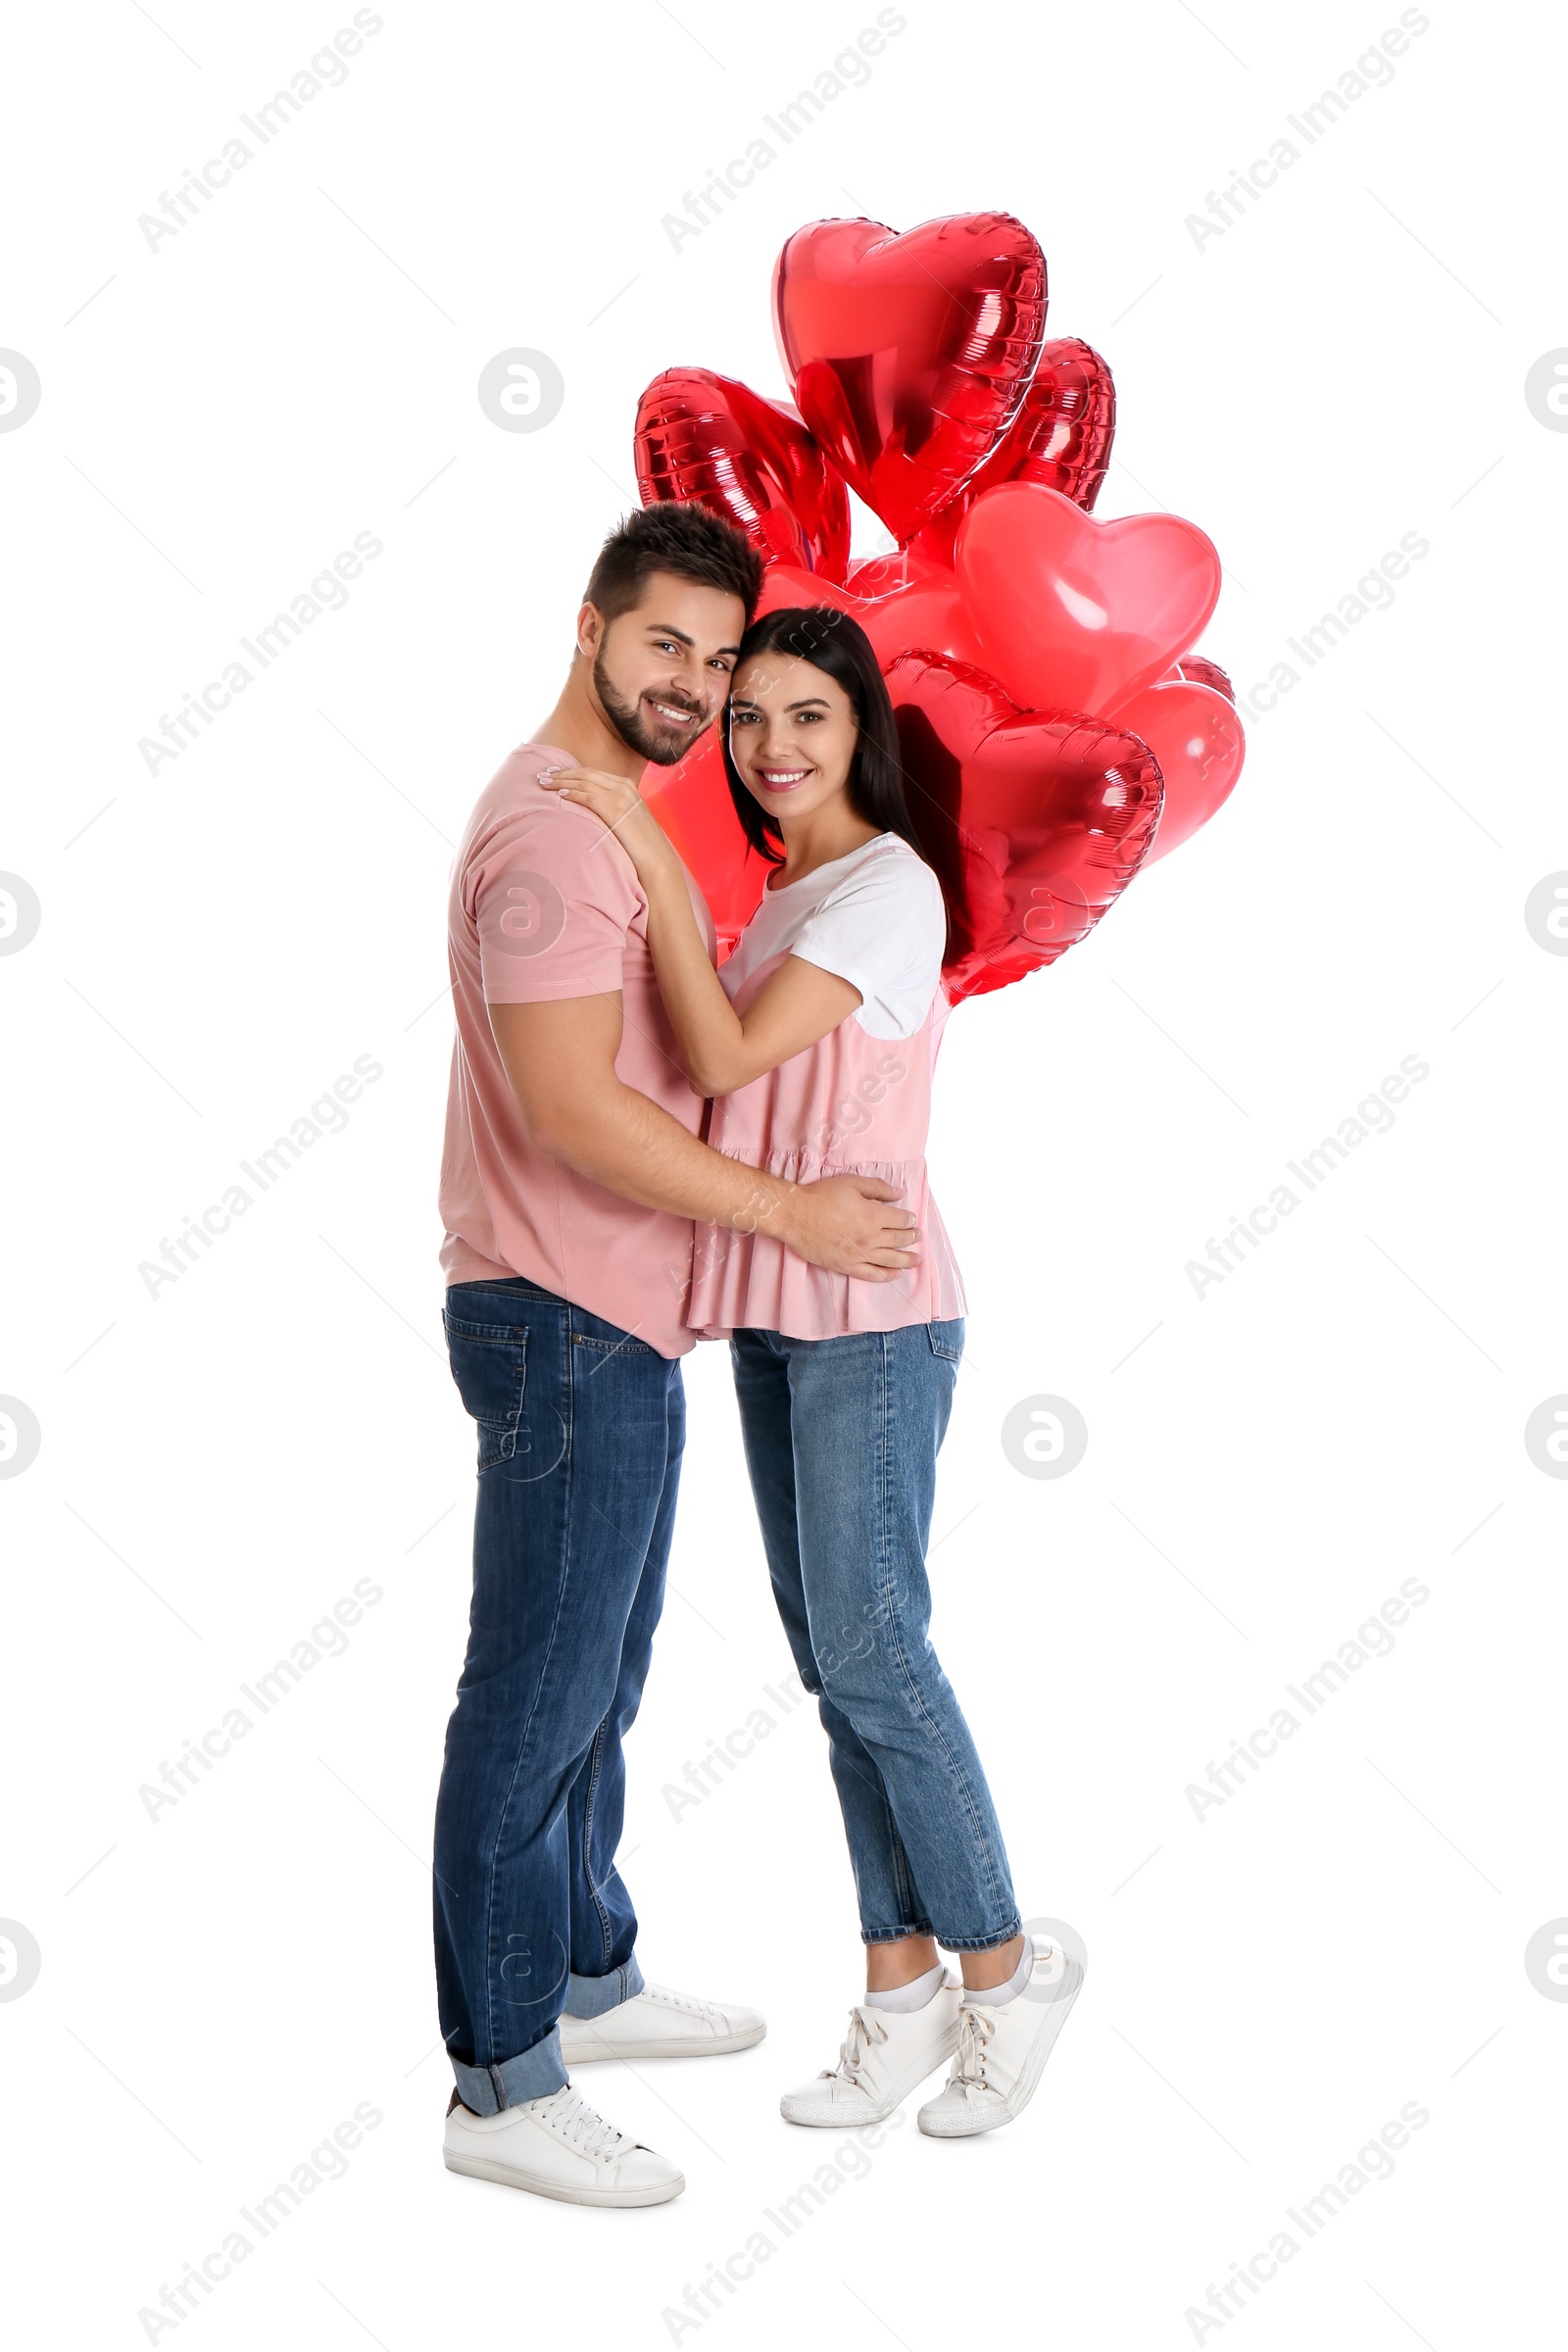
[
  {"x1": 730, "y1": 1318, "x2": 1020, "y2": 1952},
  {"x1": 433, "y1": 1277, "x2": 684, "y2": 2114}
]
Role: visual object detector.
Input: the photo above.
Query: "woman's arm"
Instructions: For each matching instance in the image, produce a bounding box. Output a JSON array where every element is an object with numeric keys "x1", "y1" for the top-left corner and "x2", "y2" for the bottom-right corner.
[{"x1": 543, "y1": 765, "x2": 861, "y2": 1095}]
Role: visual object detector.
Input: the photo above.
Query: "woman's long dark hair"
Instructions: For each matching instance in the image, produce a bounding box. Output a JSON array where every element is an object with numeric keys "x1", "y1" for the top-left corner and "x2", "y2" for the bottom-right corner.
[{"x1": 721, "y1": 606, "x2": 923, "y2": 867}]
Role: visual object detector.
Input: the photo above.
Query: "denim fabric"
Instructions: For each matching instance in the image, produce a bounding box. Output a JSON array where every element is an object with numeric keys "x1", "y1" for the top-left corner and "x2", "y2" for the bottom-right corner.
[
  {"x1": 730, "y1": 1317, "x2": 1020, "y2": 1951},
  {"x1": 434, "y1": 1277, "x2": 683, "y2": 2113}
]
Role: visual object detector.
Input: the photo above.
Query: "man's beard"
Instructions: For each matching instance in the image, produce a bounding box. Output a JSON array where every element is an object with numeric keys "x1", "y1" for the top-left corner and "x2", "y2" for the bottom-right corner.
[{"x1": 593, "y1": 651, "x2": 710, "y2": 767}]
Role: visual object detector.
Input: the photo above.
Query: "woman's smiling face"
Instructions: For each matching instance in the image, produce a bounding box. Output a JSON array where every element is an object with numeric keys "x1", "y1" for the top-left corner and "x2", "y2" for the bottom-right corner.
[{"x1": 727, "y1": 652, "x2": 860, "y2": 826}]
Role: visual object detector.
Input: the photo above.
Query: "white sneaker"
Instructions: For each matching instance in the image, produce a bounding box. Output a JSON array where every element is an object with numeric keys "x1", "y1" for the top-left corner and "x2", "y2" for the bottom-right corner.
[
  {"x1": 780, "y1": 1978, "x2": 963, "y2": 2128},
  {"x1": 917, "y1": 1937, "x2": 1085, "y2": 2137},
  {"x1": 558, "y1": 1982, "x2": 765, "y2": 2064},
  {"x1": 442, "y1": 2083, "x2": 684, "y2": 2206}
]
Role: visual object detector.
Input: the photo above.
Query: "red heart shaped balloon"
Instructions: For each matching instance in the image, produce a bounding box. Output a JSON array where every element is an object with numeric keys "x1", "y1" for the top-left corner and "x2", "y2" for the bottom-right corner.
[
  {"x1": 958, "y1": 482, "x2": 1221, "y2": 718},
  {"x1": 913, "y1": 338, "x2": 1116, "y2": 564},
  {"x1": 1174, "y1": 653, "x2": 1234, "y2": 703},
  {"x1": 772, "y1": 213, "x2": 1048, "y2": 547},
  {"x1": 887, "y1": 653, "x2": 1161, "y2": 1002},
  {"x1": 634, "y1": 367, "x2": 850, "y2": 580},
  {"x1": 1108, "y1": 678, "x2": 1245, "y2": 864}
]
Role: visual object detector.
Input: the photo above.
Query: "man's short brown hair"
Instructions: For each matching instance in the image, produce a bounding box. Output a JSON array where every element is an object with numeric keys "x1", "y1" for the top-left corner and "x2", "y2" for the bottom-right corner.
[{"x1": 583, "y1": 505, "x2": 764, "y2": 625}]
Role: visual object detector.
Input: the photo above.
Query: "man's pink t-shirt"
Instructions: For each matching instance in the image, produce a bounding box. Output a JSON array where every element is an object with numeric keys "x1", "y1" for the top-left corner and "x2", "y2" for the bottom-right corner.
[{"x1": 438, "y1": 743, "x2": 711, "y2": 1357}]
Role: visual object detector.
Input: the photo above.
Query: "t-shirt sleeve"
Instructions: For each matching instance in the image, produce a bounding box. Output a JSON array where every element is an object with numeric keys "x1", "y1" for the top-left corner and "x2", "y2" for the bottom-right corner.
[
  {"x1": 790, "y1": 847, "x2": 947, "y2": 1040},
  {"x1": 469, "y1": 797, "x2": 641, "y2": 1005}
]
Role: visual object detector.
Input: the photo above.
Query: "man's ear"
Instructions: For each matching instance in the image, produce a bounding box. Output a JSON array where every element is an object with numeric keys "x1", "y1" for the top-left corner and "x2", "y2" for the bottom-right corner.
[{"x1": 576, "y1": 600, "x2": 605, "y2": 660}]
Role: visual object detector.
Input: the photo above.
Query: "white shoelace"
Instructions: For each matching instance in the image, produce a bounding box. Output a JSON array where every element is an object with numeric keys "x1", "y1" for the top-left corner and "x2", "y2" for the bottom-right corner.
[
  {"x1": 822, "y1": 2004, "x2": 889, "y2": 2086},
  {"x1": 542, "y1": 2085, "x2": 633, "y2": 2162},
  {"x1": 647, "y1": 1984, "x2": 711, "y2": 2017},
  {"x1": 950, "y1": 2004, "x2": 996, "y2": 2091}
]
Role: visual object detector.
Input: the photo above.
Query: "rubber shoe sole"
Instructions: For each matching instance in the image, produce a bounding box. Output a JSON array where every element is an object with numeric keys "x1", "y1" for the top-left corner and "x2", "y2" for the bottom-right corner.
[{"x1": 442, "y1": 2147, "x2": 685, "y2": 2206}]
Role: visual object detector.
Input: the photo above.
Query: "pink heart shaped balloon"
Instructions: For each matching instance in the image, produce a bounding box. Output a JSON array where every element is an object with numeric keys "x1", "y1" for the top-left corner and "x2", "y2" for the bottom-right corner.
[
  {"x1": 957, "y1": 482, "x2": 1221, "y2": 717},
  {"x1": 1109, "y1": 678, "x2": 1245, "y2": 862}
]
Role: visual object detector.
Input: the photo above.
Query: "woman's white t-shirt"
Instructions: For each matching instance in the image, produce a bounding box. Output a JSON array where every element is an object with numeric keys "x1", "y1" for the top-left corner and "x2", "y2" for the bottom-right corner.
[{"x1": 717, "y1": 832, "x2": 947, "y2": 1041}]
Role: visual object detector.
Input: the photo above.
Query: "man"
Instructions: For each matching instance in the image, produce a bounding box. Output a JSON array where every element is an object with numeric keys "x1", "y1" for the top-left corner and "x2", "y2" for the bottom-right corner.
[{"x1": 434, "y1": 504, "x2": 919, "y2": 2208}]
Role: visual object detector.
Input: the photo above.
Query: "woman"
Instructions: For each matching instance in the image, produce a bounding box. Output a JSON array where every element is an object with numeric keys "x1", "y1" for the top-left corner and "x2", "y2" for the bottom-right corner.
[{"x1": 544, "y1": 606, "x2": 1082, "y2": 2139}]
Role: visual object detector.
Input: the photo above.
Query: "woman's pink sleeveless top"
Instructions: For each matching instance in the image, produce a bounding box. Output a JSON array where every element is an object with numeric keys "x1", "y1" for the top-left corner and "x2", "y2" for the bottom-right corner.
[{"x1": 685, "y1": 837, "x2": 965, "y2": 1342}]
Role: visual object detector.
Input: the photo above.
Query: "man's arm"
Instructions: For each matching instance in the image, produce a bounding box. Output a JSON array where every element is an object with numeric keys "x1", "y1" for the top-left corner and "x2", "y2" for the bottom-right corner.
[{"x1": 489, "y1": 994, "x2": 918, "y2": 1282}]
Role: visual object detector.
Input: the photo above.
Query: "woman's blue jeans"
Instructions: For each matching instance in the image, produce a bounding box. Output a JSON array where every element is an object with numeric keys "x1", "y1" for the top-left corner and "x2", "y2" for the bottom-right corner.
[{"x1": 730, "y1": 1317, "x2": 1020, "y2": 1951}]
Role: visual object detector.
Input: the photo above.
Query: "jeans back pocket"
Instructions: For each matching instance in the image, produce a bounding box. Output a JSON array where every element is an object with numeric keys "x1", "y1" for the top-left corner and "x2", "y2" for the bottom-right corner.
[
  {"x1": 927, "y1": 1318, "x2": 965, "y2": 1362},
  {"x1": 443, "y1": 1309, "x2": 528, "y2": 1472}
]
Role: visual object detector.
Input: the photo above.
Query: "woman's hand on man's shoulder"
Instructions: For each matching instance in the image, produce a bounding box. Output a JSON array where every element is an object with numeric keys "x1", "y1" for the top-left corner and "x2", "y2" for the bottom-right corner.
[{"x1": 540, "y1": 765, "x2": 672, "y2": 881}]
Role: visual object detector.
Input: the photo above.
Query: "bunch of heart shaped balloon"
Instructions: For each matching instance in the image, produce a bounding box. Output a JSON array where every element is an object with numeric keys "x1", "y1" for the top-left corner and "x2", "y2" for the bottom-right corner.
[{"x1": 633, "y1": 211, "x2": 1244, "y2": 1002}]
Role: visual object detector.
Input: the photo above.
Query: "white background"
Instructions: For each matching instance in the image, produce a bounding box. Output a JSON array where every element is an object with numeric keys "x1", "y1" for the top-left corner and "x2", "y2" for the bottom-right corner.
[{"x1": 3, "y1": 1, "x2": 1565, "y2": 2344}]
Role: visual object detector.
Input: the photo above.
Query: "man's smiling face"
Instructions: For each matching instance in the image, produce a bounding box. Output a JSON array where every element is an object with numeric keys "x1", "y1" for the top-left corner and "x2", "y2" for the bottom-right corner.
[{"x1": 587, "y1": 567, "x2": 748, "y2": 766}]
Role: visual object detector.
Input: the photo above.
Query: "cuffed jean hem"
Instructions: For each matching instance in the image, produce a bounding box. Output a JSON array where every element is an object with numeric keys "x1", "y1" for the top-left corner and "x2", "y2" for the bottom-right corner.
[
  {"x1": 937, "y1": 1917, "x2": 1025, "y2": 1953},
  {"x1": 861, "y1": 1917, "x2": 1023, "y2": 1950},
  {"x1": 859, "y1": 1909, "x2": 1029, "y2": 1947},
  {"x1": 563, "y1": 1955, "x2": 645, "y2": 2019},
  {"x1": 451, "y1": 2029, "x2": 567, "y2": 2115}
]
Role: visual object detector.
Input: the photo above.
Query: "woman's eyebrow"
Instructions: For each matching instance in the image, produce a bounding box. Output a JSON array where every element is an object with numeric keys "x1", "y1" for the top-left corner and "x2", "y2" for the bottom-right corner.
[{"x1": 731, "y1": 696, "x2": 832, "y2": 711}]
